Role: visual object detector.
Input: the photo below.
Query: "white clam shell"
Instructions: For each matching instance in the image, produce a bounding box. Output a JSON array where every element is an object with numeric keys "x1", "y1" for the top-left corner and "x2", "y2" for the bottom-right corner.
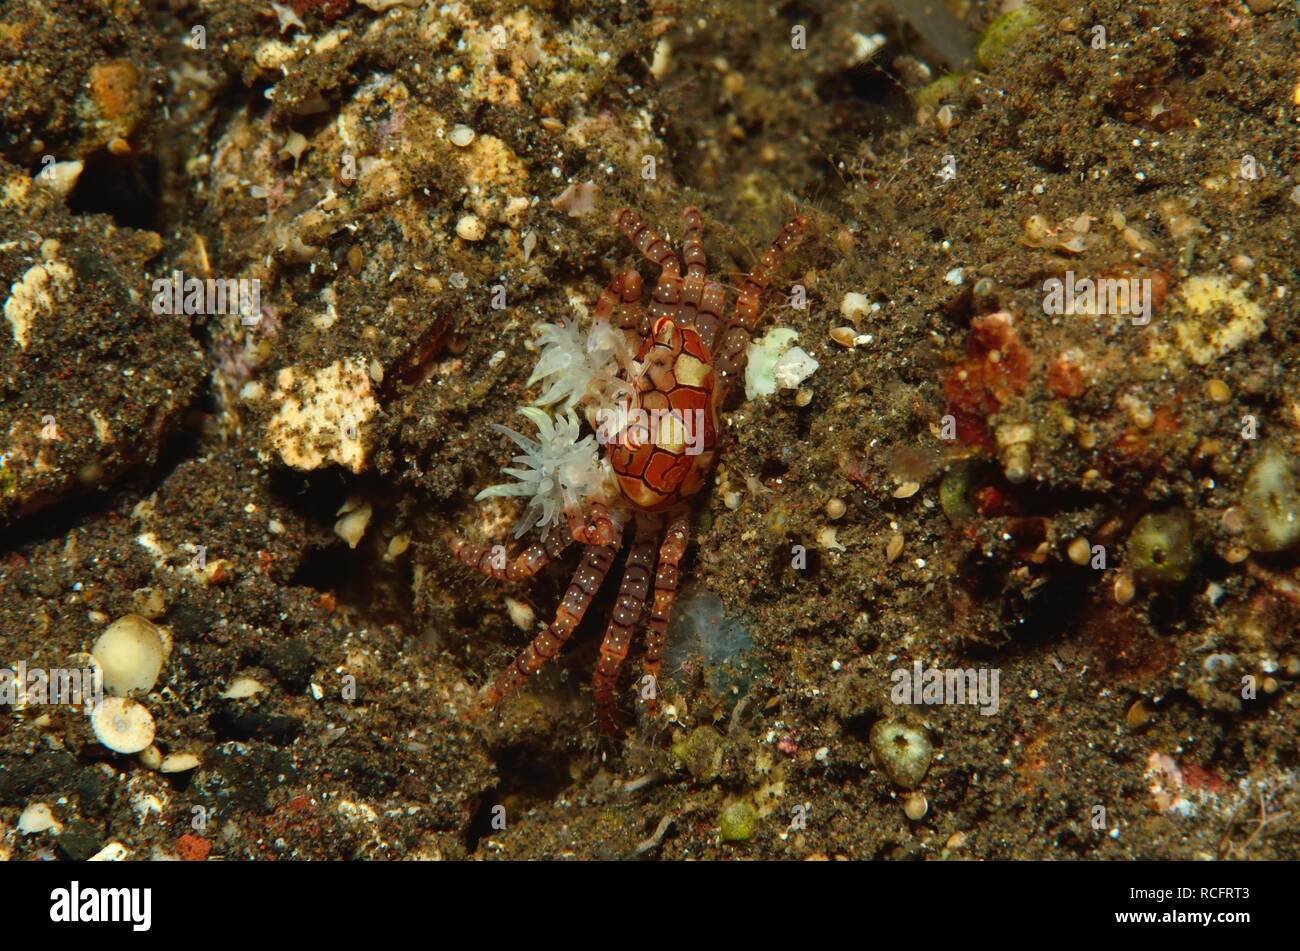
[
  {"x1": 91, "y1": 615, "x2": 166, "y2": 696},
  {"x1": 91, "y1": 697, "x2": 156, "y2": 754}
]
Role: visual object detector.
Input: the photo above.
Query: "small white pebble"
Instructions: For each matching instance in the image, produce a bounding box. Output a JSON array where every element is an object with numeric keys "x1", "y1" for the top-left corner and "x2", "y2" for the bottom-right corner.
[
  {"x1": 817, "y1": 526, "x2": 845, "y2": 552},
  {"x1": 88, "y1": 842, "x2": 129, "y2": 862},
  {"x1": 449, "y1": 124, "x2": 475, "y2": 147},
  {"x1": 814, "y1": 746, "x2": 830, "y2": 761},
  {"x1": 456, "y1": 214, "x2": 486, "y2": 241},
  {"x1": 18, "y1": 802, "x2": 60, "y2": 835},
  {"x1": 504, "y1": 596, "x2": 535, "y2": 631},
  {"x1": 840, "y1": 292, "x2": 870, "y2": 320}
]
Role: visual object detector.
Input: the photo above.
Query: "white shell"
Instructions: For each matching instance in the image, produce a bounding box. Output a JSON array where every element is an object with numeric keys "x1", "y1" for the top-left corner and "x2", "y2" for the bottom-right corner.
[
  {"x1": 219, "y1": 675, "x2": 266, "y2": 700},
  {"x1": 160, "y1": 752, "x2": 201, "y2": 773},
  {"x1": 88, "y1": 842, "x2": 129, "y2": 861},
  {"x1": 91, "y1": 615, "x2": 166, "y2": 696},
  {"x1": 334, "y1": 497, "x2": 372, "y2": 549},
  {"x1": 17, "y1": 802, "x2": 60, "y2": 835},
  {"x1": 91, "y1": 697, "x2": 156, "y2": 754},
  {"x1": 455, "y1": 214, "x2": 486, "y2": 241}
]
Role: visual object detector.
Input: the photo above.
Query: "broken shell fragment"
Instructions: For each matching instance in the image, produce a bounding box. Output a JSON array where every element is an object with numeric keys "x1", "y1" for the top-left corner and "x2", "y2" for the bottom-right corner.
[
  {"x1": 35, "y1": 159, "x2": 84, "y2": 197},
  {"x1": 455, "y1": 214, "x2": 486, "y2": 241},
  {"x1": 160, "y1": 752, "x2": 202, "y2": 773},
  {"x1": 551, "y1": 180, "x2": 598, "y2": 217},
  {"x1": 334, "y1": 497, "x2": 373, "y2": 549},
  {"x1": 220, "y1": 675, "x2": 266, "y2": 700},
  {"x1": 18, "y1": 802, "x2": 61, "y2": 835}
]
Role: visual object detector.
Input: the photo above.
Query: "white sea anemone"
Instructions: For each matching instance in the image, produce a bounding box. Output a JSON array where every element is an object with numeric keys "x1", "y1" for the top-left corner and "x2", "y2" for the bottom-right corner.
[
  {"x1": 529, "y1": 318, "x2": 631, "y2": 412},
  {"x1": 476, "y1": 406, "x2": 603, "y2": 538}
]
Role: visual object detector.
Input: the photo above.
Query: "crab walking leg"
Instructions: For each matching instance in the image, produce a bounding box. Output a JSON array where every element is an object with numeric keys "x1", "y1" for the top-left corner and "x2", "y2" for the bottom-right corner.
[
  {"x1": 618, "y1": 208, "x2": 684, "y2": 336},
  {"x1": 618, "y1": 208, "x2": 681, "y2": 275},
  {"x1": 475, "y1": 530, "x2": 624, "y2": 714},
  {"x1": 647, "y1": 259, "x2": 684, "y2": 332},
  {"x1": 446, "y1": 529, "x2": 570, "y2": 583},
  {"x1": 565, "y1": 498, "x2": 621, "y2": 547},
  {"x1": 681, "y1": 206, "x2": 707, "y2": 279},
  {"x1": 593, "y1": 266, "x2": 645, "y2": 356},
  {"x1": 641, "y1": 505, "x2": 691, "y2": 718},
  {"x1": 593, "y1": 518, "x2": 658, "y2": 734},
  {"x1": 677, "y1": 206, "x2": 707, "y2": 336},
  {"x1": 714, "y1": 215, "x2": 809, "y2": 403},
  {"x1": 696, "y1": 280, "x2": 729, "y2": 354}
]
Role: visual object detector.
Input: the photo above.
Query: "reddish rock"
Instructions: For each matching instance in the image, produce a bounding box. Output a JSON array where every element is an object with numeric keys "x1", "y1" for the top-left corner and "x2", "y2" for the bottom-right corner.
[
  {"x1": 177, "y1": 834, "x2": 212, "y2": 862},
  {"x1": 943, "y1": 311, "x2": 1034, "y2": 450}
]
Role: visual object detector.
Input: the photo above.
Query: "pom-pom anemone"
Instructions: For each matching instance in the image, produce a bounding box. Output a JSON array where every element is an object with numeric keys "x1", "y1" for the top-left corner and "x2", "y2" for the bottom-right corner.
[
  {"x1": 528, "y1": 317, "x2": 632, "y2": 413},
  {"x1": 475, "y1": 407, "x2": 605, "y2": 538}
]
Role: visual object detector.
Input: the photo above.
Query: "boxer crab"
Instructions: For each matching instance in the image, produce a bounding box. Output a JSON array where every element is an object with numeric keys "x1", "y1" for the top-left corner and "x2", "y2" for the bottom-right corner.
[{"x1": 449, "y1": 206, "x2": 807, "y2": 733}]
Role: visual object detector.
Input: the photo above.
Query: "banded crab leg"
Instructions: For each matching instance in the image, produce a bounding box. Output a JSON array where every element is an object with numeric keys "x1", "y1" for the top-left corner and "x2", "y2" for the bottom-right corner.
[
  {"x1": 593, "y1": 516, "x2": 659, "y2": 734},
  {"x1": 678, "y1": 206, "x2": 729, "y2": 352},
  {"x1": 592, "y1": 265, "x2": 645, "y2": 365},
  {"x1": 681, "y1": 206, "x2": 733, "y2": 353},
  {"x1": 714, "y1": 214, "x2": 809, "y2": 404},
  {"x1": 618, "y1": 208, "x2": 681, "y2": 338},
  {"x1": 472, "y1": 526, "x2": 625, "y2": 716},
  {"x1": 447, "y1": 492, "x2": 619, "y2": 583},
  {"x1": 564, "y1": 497, "x2": 621, "y2": 547},
  {"x1": 446, "y1": 529, "x2": 570, "y2": 583},
  {"x1": 640, "y1": 504, "x2": 691, "y2": 720}
]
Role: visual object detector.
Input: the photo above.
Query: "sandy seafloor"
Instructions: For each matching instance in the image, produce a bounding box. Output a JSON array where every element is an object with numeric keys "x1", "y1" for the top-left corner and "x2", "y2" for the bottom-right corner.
[{"x1": 0, "y1": 0, "x2": 1298, "y2": 860}]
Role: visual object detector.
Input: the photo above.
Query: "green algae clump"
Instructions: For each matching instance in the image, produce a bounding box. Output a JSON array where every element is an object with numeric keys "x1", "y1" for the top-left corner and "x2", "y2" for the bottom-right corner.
[
  {"x1": 672, "y1": 725, "x2": 725, "y2": 783},
  {"x1": 1241, "y1": 447, "x2": 1300, "y2": 553},
  {"x1": 1126, "y1": 509, "x2": 1195, "y2": 585},
  {"x1": 976, "y1": 7, "x2": 1041, "y2": 70},
  {"x1": 915, "y1": 73, "x2": 963, "y2": 111},
  {"x1": 939, "y1": 462, "x2": 977, "y2": 524},
  {"x1": 719, "y1": 799, "x2": 757, "y2": 842},
  {"x1": 870, "y1": 719, "x2": 934, "y2": 790}
]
